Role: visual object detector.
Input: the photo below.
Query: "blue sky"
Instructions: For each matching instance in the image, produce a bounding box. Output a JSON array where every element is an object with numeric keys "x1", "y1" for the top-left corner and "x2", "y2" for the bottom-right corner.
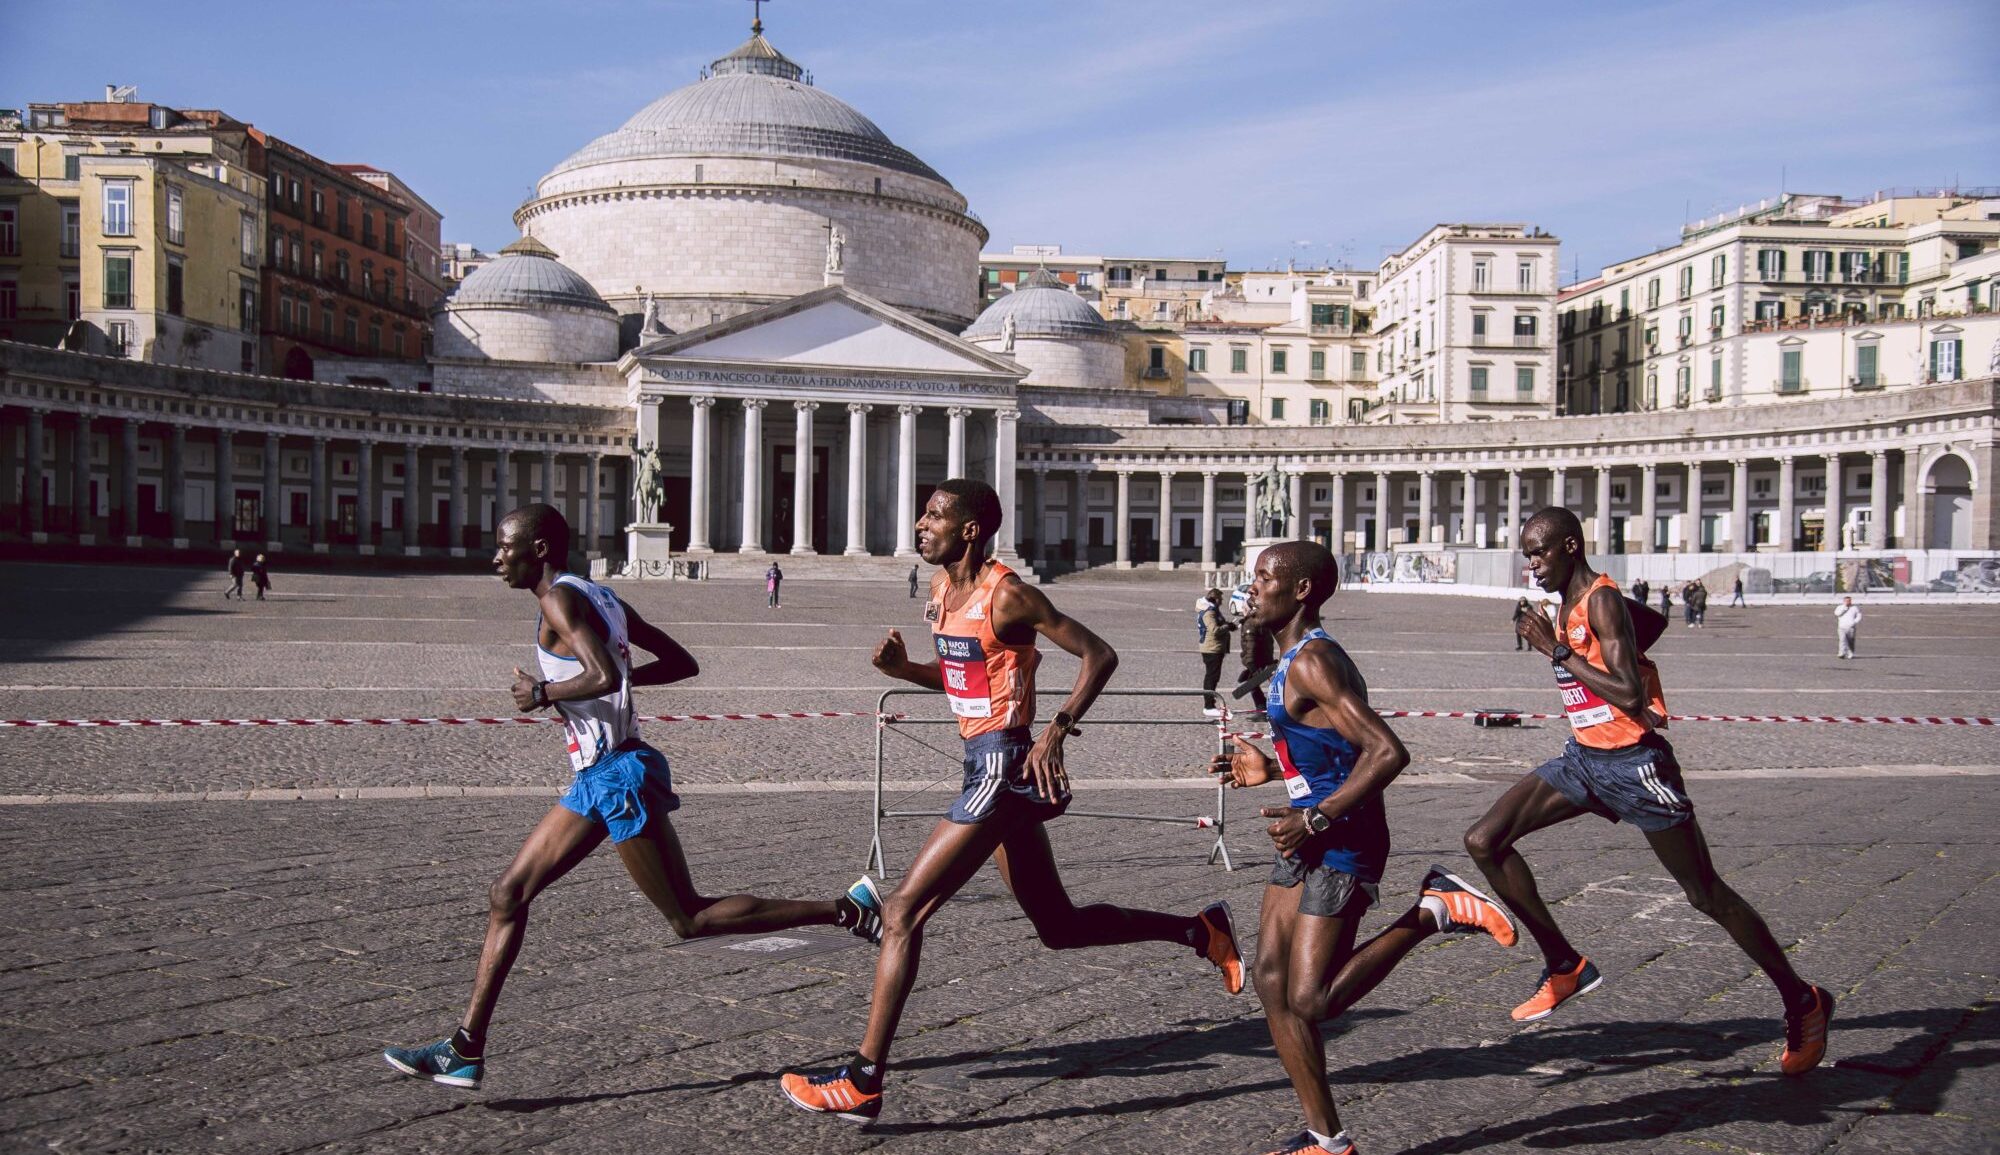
[{"x1": 7, "y1": 0, "x2": 1995, "y2": 281}]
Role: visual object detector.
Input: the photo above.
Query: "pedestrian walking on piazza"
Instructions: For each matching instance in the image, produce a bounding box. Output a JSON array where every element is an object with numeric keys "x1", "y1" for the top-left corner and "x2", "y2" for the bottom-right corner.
[
  {"x1": 1731, "y1": 576, "x2": 1746, "y2": 607},
  {"x1": 381, "y1": 504, "x2": 879, "y2": 1091},
  {"x1": 1682, "y1": 581, "x2": 1700, "y2": 628},
  {"x1": 908, "y1": 563, "x2": 920, "y2": 598},
  {"x1": 1512, "y1": 596, "x2": 1534, "y2": 651},
  {"x1": 223, "y1": 548, "x2": 246, "y2": 599},
  {"x1": 250, "y1": 554, "x2": 272, "y2": 601},
  {"x1": 1690, "y1": 581, "x2": 1709, "y2": 627},
  {"x1": 1631, "y1": 577, "x2": 1650, "y2": 607},
  {"x1": 766, "y1": 561, "x2": 783, "y2": 608},
  {"x1": 1658, "y1": 584, "x2": 1672, "y2": 618},
  {"x1": 1836, "y1": 596, "x2": 1863, "y2": 658},
  {"x1": 1197, "y1": 586, "x2": 1236, "y2": 715},
  {"x1": 777, "y1": 479, "x2": 1241, "y2": 1123},
  {"x1": 1464, "y1": 507, "x2": 1832, "y2": 1077}
]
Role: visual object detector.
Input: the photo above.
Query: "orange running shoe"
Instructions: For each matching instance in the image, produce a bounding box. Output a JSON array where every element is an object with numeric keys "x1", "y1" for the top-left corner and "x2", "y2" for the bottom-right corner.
[
  {"x1": 1780, "y1": 985, "x2": 1835, "y2": 1075},
  {"x1": 1198, "y1": 901, "x2": 1244, "y2": 995},
  {"x1": 778, "y1": 1065, "x2": 882, "y2": 1121},
  {"x1": 1511, "y1": 957, "x2": 1603, "y2": 1021},
  {"x1": 1260, "y1": 1131, "x2": 1356, "y2": 1155},
  {"x1": 1420, "y1": 864, "x2": 1518, "y2": 947}
]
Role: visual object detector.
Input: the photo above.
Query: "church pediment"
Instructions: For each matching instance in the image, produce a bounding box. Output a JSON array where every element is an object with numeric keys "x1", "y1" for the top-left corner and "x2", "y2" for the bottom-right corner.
[{"x1": 629, "y1": 285, "x2": 1024, "y2": 379}]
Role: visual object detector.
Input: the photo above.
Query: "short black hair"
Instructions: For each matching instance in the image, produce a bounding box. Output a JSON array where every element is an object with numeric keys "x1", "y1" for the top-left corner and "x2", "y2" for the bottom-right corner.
[
  {"x1": 1523, "y1": 506, "x2": 1583, "y2": 549},
  {"x1": 1264, "y1": 540, "x2": 1338, "y2": 609},
  {"x1": 502, "y1": 503, "x2": 571, "y2": 566},
  {"x1": 934, "y1": 478, "x2": 1003, "y2": 543}
]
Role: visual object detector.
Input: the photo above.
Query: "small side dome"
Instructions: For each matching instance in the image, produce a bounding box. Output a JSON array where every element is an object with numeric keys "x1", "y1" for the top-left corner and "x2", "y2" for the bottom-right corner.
[
  {"x1": 434, "y1": 236, "x2": 621, "y2": 364},
  {"x1": 447, "y1": 236, "x2": 617, "y2": 314},
  {"x1": 963, "y1": 269, "x2": 1117, "y2": 343}
]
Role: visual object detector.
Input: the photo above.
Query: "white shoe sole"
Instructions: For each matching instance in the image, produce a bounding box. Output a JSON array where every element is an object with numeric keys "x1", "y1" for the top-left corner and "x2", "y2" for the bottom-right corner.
[{"x1": 781, "y1": 1079, "x2": 878, "y2": 1122}]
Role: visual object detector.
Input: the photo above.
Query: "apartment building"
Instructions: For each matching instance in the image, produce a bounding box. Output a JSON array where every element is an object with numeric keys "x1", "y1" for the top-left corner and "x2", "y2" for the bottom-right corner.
[
  {"x1": 0, "y1": 96, "x2": 266, "y2": 371},
  {"x1": 977, "y1": 245, "x2": 1102, "y2": 305},
  {"x1": 1368, "y1": 223, "x2": 1561, "y2": 423},
  {"x1": 1098, "y1": 255, "x2": 1225, "y2": 324},
  {"x1": 1558, "y1": 188, "x2": 2000, "y2": 414},
  {"x1": 1182, "y1": 277, "x2": 1375, "y2": 426}
]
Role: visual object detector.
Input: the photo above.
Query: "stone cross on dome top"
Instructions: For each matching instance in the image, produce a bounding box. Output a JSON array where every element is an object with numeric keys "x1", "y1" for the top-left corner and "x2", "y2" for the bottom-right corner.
[{"x1": 747, "y1": 0, "x2": 768, "y2": 35}]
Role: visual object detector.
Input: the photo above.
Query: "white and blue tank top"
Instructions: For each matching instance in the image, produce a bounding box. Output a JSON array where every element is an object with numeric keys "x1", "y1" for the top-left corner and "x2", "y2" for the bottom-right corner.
[
  {"x1": 535, "y1": 573, "x2": 638, "y2": 773},
  {"x1": 1267, "y1": 627, "x2": 1390, "y2": 879}
]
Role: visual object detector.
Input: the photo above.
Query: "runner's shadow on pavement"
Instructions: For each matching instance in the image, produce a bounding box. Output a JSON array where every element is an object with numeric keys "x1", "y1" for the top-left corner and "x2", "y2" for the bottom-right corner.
[
  {"x1": 481, "y1": 1069, "x2": 765, "y2": 1113},
  {"x1": 1387, "y1": 1001, "x2": 1994, "y2": 1153}
]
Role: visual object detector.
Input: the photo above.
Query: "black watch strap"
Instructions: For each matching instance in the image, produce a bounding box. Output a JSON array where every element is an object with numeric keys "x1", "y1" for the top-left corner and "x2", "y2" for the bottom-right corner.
[{"x1": 1550, "y1": 643, "x2": 1573, "y2": 664}]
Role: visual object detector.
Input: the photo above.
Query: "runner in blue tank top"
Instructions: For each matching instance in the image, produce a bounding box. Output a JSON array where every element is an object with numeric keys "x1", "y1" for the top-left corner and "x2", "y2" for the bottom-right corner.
[
  {"x1": 1213, "y1": 541, "x2": 1518, "y2": 1155},
  {"x1": 381, "y1": 504, "x2": 881, "y2": 1093}
]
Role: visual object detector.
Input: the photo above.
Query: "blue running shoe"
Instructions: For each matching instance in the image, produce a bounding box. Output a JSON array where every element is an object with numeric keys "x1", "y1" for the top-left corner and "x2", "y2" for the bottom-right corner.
[
  {"x1": 383, "y1": 1037, "x2": 483, "y2": 1088},
  {"x1": 837, "y1": 875, "x2": 884, "y2": 945}
]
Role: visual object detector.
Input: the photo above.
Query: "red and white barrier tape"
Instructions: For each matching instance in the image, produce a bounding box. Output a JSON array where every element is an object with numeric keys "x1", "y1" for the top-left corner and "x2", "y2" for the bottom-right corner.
[
  {"x1": 1219, "y1": 707, "x2": 1996, "y2": 740},
  {"x1": 0, "y1": 710, "x2": 891, "y2": 730}
]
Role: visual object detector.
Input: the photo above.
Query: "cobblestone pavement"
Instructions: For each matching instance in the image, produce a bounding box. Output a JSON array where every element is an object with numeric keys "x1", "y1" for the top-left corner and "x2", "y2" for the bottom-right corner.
[{"x1": 1, "y1": 562, "x2": 1996, "y2": 1153}]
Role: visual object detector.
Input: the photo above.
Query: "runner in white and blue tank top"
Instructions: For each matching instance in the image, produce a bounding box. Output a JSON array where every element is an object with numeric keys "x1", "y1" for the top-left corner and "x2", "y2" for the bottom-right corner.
[
  {"x1": 1214, "y1": 541, "x2": 1518, "y2": 1155},
  {"x1": 382, "y1": 504, "x2": 881, "y2": 1095}
]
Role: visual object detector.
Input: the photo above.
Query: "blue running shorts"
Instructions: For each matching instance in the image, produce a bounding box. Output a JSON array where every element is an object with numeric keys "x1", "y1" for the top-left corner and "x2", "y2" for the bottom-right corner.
[
  {"x1": 948, "y1": 727, "x2": 1071, "y2": 824},
  {"x1": 1534, "y1": 733, "x2": 1693, "y2": 833},
  {"x1": 558, "y1": 740, "x2": 681, "y2": 843}
]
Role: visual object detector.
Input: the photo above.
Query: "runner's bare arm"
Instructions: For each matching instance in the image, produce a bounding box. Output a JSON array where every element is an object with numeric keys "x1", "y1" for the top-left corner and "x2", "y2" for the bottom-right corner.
[
  {"x1": 618, "y1": 599, "x2": 700, "y2": 688},
  {"x1": 1539, "y1": 585, "x2": 1647, "y2": 714},
  {"x1": 1256, "y1": 644, "x2": 1407, "y2": 854},
  {"x1": 994, "y1": 578, "x2": 1117, "y2": 798},
  {"x1": 872, "y1": 628, "x2": 945, "y2": 691},
  {"x1": 512, "y1": 585, "x2": 618, "y2": 710}
]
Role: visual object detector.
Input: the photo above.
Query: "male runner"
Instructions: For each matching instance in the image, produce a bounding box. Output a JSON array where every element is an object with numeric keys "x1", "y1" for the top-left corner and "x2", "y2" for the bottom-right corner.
[
  {"x1": 778, "y1": 478, "x2": 1242, "y2": 1122},
  {"x1": 1213, "y1": 541, "x2": 1517, "y2": 1155},
  {"x1": 382, "y1": 504, "x2": 880, "y2": 1089},
  {"x1": 1464, "y1": 507, "x2": 1831, "y2": 1075}
]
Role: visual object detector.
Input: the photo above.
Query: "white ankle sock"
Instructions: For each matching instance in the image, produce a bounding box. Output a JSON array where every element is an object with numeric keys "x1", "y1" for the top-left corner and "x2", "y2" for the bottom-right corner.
[
  {"x1": 1418, "y1": 894, "x2": 1448, "y2": 929},
  {"x1": 1308, "y1": 1128, "x2": 1351, "y2": 1152}
]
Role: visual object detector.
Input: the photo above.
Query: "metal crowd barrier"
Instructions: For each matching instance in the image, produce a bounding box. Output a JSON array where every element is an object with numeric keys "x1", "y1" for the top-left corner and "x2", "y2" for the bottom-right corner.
[{"x1": 867, "y1": 687, "x2": 1237, "y2": 877}]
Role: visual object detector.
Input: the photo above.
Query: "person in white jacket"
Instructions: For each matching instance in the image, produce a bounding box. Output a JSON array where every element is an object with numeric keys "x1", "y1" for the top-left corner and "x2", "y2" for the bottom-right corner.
[{"x1": 1835, "y1": 597, "x2": 1863, "y2": 659}]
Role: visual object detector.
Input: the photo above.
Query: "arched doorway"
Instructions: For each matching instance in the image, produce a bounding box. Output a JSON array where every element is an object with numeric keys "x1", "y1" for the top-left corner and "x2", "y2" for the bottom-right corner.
[
  {"x1": 1924, "y1": 452, "x2": 1973, "y2": 550},
  {"x1": 282, "y1": 346, "x2": 315, "y2": 381}
]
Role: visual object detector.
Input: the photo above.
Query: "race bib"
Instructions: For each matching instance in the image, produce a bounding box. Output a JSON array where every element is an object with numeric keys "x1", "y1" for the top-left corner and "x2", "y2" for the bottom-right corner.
[
  {"x1": 1274, "y1": 736, "x2": 1314, "y2": 800},
  {"x1": 935, "y1": 634, "x2": 992, "y2": 718},
  {"x1": 1554, "y1": 665, "x2": 1615, "y2": 729}
]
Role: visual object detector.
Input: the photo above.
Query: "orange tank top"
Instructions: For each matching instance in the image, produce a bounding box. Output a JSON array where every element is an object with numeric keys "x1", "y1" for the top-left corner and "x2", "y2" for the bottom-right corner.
[
  {"x1": 928, "y1": 561, "x2": 1039, "y2": 740},
  {"x1": 1556, "y1": 574, "x2": 1669, "y2": 750}
]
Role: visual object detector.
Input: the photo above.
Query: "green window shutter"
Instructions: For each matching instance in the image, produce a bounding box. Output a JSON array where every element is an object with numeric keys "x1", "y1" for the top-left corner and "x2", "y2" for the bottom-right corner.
[
  {"x1": 1857, "y1": 345, "x2": 1877, "y2": 385},
  {"x1": 1948, "y1": 339, "x2": 1962, "y2": 380},
  {"x1": 1929, "y1": 340, "x2": 1939, "y2": 379}
]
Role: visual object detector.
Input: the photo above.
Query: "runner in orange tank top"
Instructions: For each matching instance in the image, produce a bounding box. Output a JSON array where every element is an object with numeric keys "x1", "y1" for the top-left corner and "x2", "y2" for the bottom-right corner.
[
  {"x1": 1463, "y1": 506, "x2": 1832, "y2": 1076},
  {"x1": 778, "y1": 478, "x2": 1243, "y2": 1124}
]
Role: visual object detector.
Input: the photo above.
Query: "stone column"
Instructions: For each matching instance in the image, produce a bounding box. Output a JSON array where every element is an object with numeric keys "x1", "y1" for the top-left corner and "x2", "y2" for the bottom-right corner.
[
  {"x1": 1374, "y1": 469, "x2": 1391, "y2": 548},
  {"x1": 1329, "y1": 472, "x2": 1347, "y2": 554},
  {"x1": 1287, "y1": 470, "x2": 1304, "y2": 539},
  {"x1": 1200, "y1": 471, "x2": 1217, "y2": 568},
  {"x1": 1242, "y1": 470, "x2": 1258, "y2": 539},
  {"x1": 253, "y1": 431, "x2": 275, "y2": 548},
  {"x1": 1505, "y1": 468, "x2": 1522, "y2": 547},
  {"x1": 739, "y1": 399, "x2": 766, "y2": 554},
  {"x1": 448, "y1": 445, "x2": 466, "y2": 555},
  {"x1": 1869, "y1": 450, "x2": 1890, "y2": 549},
  {"x1": 1070, "y1": 468, "x2": 1089, "y2": 566},
  {"x1": 120, "y1": 419, "x2": 141, "y2": 543},
  {"x1": 71, "y1": 417, "x2": 94, "y2": 540},
  {"x1": 494, "y1": 446, "x2": 512, "y2": 519},
  {"x1": 309, "y1": 436, "x2": 327, "y2": 551},
  {"x1": 24, "y1": 409, "x2": 45, "y2": 538},
  {"x1": 356, "y1": 440, "x2": 375, "y2": 553},
  {"x1": 1029, "y1": 465, "x2": 1049, "y2": 565},
  {"x1": 1776, "y1": 456, "x2": 1796, "y2": 551},
  {"x1": 584, "y1": 452, "x2": 602, "y2": 554},
  {"x1": 946, "y1": 407, "x2": 969, "y2": 479},
  {"x1": 1823, "y1": 452, "x2": 1842, "y2": 551},
  {"x1": 1157, "y1": 468, "x2": 1175, "y2": 570},
  {"x1": 843, "y1": 403, "x2": 869, "y2": 556},
  {"x1": 687, "y1": 397, "x2": 715, "y2": 550},
  {"x1": 1683, "y1": 461, "x2": 1701, "y2": 552},
  {"x1": 1417, "y1": 469, "x2": 1435, "y2": 546},
  {"x1": 1639, "y1": 463, "x2": 1658, "y2": 553},
  {"x1": 1595, "y1": 466, "x2": 1613, "y2": 554},
  {"x1": 1114, "y1": 469, "x2": 1132, "y2": 567},
  {"x1": 1459, "y1": 469, "x2": 1476, "y2": 544},
  {"x1": 791, "y1": 400, "x2": 817, "y2": 555},
  {"x1": 1730, "y1": 458, "x2": 1750, "y2": 552},
  {"x1": 1551, "y1": 465, "x2": 1568, "y2": 513},
  {"x1": 994, "y1": 409, "x2": 1019, "y2": 558},
  {"x1": 167, "y1": 424, "x2": 186, "y2": 545},
  {"x1": 407, "y1": 443, "x2": 425, "y2": 556},
  {"x1": 894, "y1": 404, "x2": 918, "y2": 557},
  {"x1": 212, "y1": 427, "x2": 230, "y2": 544}
]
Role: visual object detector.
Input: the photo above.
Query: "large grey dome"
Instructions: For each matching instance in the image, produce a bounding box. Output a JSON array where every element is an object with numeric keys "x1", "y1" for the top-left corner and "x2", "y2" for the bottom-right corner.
[
  {"x1": 547, "y1": 33, "x2": 946, "y2": 184},
  {"x1": 964, "y1": 271, "x2": 1117, "y2": 342},
  {"x1": 447, "y1": 237, "x2": 615, "y2": 314}
]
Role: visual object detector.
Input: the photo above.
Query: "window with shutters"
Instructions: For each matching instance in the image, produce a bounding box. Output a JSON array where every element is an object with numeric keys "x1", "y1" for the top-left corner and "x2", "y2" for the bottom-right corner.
[
  {"x1": 1856, "y1": 344, "x2": 1878, "y2": 387},
  {"x1": 1780, "y1": 350, "x2": 1802, "y2": 393}
]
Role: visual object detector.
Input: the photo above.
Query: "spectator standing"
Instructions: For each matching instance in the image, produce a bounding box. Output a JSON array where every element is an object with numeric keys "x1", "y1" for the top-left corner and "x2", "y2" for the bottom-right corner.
[
  {"x1": 1691, "y1": 582, "x2": 1709, "y2": 628},
  {"x1": 1195, "y1": 588, "x2": 1234, "y2": 716},
  {"x1": 1658, "y1": 585, "x2": 1672, "y2": 617},
  {"x1": 1835, "y1": 597, "x2": 1862, "y2": 658},
  {"x1": 1511, "y1": 597, "x2": 1534, "y2": 651},
  {"x1": 766, "y1": 562, "x2": 783, "y2": 609},
  {"x1": 224, "y1": 549, "x2": 246, "y2": 600},
  {"x1": 1632, "y1": 578, "x2": 1650, "y2": 607},
  {"x1": 1731, "y1": 576, "x2": 1746, "y2": 607},
  {"x1": 251, "y1": 554, "x2": 272, "y2": 601},
  {"x1": 907, "y1": 564, "x2": 920, "y2": 598}
]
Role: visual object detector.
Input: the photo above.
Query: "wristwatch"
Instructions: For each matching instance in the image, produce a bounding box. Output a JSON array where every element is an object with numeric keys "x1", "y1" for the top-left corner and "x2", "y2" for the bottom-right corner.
[
  {"x1": 1301, "y1": 807, "x2": 1332, "y2": 836},
  {"x1": 1050, "y1": 710, "x2": 1078, "y2": 736},
  {"x1": 1550, "y1": 642, "x2": 1573, "y2": 664},
  {"x1": 530, "y1": 680, "x2": 551, "y2": 709}
]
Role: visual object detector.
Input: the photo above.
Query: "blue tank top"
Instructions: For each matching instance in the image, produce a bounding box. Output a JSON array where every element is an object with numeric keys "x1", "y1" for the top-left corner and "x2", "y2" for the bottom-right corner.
[{"x1": 1267, "y1": 627, "x2": 1390, "y2": 880}]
